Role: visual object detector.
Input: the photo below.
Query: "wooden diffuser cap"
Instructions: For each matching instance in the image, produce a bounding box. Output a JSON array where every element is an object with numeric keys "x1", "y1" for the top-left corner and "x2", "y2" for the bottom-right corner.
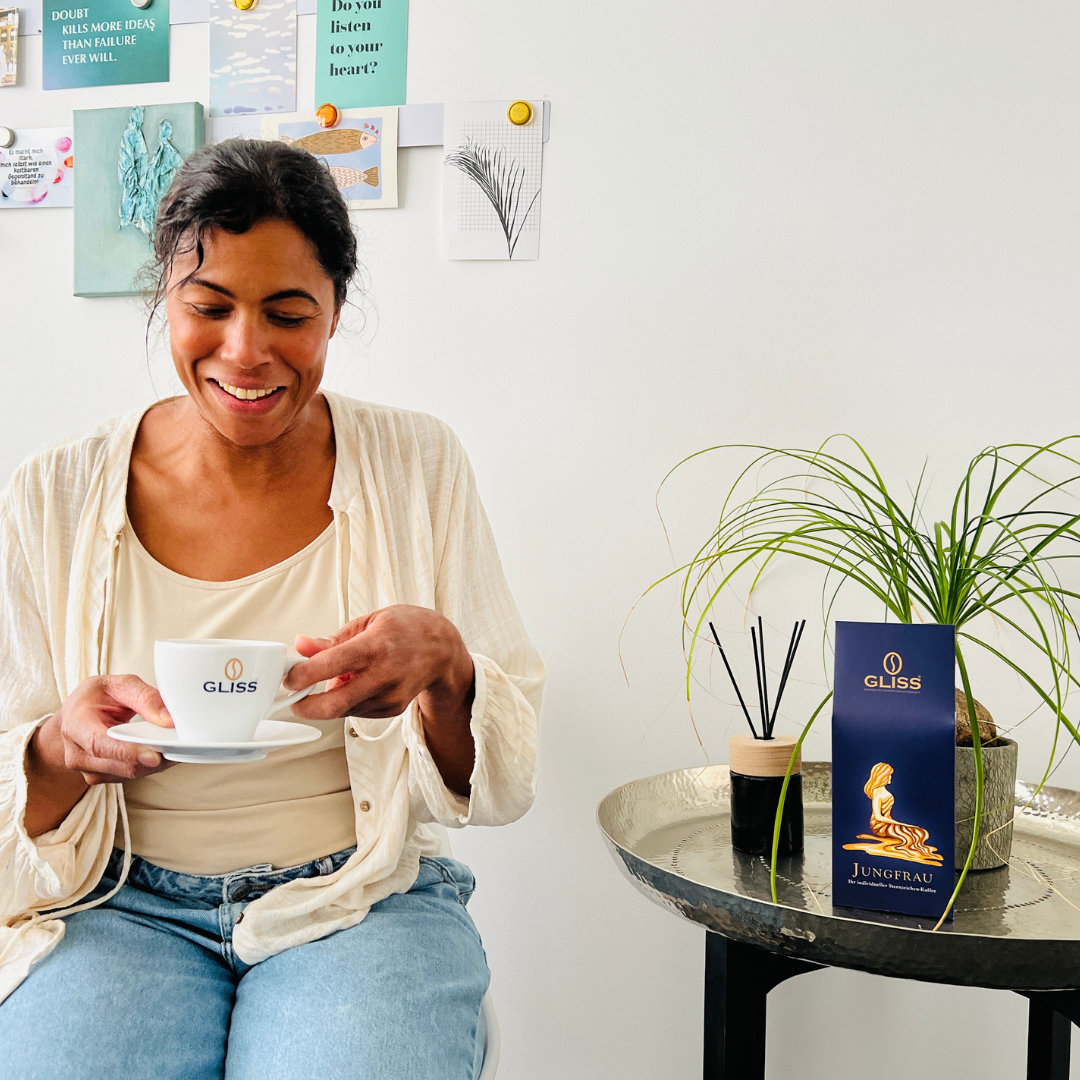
[{"x1": 729, "y1": 733, "x2": 801, "y2": 778}]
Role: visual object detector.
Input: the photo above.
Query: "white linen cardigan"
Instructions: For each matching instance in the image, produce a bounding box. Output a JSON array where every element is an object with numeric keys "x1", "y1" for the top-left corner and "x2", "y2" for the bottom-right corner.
[{"x1": 0, "y1": 392, "x2": 543, "y2": 1003}]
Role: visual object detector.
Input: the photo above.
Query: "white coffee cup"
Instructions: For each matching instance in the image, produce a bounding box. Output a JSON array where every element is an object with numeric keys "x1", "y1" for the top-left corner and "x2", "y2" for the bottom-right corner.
[{"x1": 154, "y1": 639, "x2": 315, "y2": 743}]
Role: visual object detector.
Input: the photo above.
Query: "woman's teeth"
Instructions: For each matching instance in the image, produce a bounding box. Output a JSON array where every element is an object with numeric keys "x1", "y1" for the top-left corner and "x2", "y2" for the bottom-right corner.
[{"x1": 218, "y1": 383, "x2": 277, "y2": 400}]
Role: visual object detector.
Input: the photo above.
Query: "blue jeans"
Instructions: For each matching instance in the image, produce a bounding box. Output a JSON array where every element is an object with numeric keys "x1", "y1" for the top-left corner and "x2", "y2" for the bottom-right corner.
[{"x1": 0, "y1": 849, "x2": 490, "y2": 1080}]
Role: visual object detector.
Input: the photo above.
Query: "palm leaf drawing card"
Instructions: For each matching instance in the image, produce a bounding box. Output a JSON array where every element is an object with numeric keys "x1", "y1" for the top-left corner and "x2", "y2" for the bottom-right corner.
[
  {"x1": 263, "y1": 107, "x2": 397, "y2": 209},
  {"x1": 442, "y1": 101, "x2": 544, "y2": 260}
]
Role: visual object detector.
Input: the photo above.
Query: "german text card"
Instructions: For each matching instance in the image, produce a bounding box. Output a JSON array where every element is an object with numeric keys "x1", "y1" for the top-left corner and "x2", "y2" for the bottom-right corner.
[
  {"x1": 263, "y1": 107, "x2": 397, "y2": 208},
  {"x1": 0, "y1": 128, "x2": 74, "y2": 207},
  {"x1": 1, "y1": 7, "x2": 18, "y2": 88},
  {"x1": 209, "y1": 0, "x2": 296, "y2": 117},
  {"x1": 442, "y1": 100, "x2": 543, "y2": 261},
  {"x1": 832, "y1": 621, "x2": 956, "y2": 920},
  {"x1": 315, "y1": 0, "x2": 407, "y2": 109},
  {"x1": 42, "y1": 0, "x2": 169, "y2": 90}
]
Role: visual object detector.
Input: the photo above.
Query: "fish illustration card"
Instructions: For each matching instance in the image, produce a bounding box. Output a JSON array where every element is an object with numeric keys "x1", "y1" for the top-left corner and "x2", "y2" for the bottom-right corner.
[
  {"x1": 0, "y1": 128, "x2": 74, "y2": 207},
  {"x1": 442, "y1": 100, "x2": 544, "y2": 260},
  {"x1": 832, "y1": 622, "x2": 956, "y2": 919},
  {"x1": 263, "y1": 107, "x2": 397, "y2": 209},
  {"x1": 209, "y1": 0, "x2": 296, "y2": 117},
  {"x1": 1, "y1": 7, "x2": 18, "y2": 88}
]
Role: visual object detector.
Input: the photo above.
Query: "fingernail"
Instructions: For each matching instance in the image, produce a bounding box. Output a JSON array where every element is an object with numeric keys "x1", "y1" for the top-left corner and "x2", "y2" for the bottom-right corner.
[
  {"x1": 160, "y1": 709, "x2": 174, "y2": 726},
  {"x1": 137, "y1": 749, "x2": 161, "y2": 767}
]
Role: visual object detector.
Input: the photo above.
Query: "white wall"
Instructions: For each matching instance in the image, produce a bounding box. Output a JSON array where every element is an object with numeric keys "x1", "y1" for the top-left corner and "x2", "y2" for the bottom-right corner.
[{"x1": 4, "y1": 3, "x2": 1080, "y2": 1077}]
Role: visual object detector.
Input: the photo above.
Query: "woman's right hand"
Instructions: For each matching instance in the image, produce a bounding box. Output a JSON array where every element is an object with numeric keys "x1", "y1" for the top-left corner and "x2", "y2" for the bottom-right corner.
[{"x1": 24, "y1": 675, "x2": 175, "y2": 837}]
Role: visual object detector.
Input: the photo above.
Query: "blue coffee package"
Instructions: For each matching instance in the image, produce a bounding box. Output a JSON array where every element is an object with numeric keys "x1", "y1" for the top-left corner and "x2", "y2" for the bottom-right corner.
[{"x1": 832, "y1": 621, "x2": 956, "y2": 918}]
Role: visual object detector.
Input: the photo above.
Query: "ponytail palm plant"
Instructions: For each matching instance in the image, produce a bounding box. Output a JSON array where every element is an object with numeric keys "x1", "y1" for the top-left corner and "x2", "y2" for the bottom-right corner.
[{"x1": 659, "y1": 436, "x2": 1080, "y2": 922}]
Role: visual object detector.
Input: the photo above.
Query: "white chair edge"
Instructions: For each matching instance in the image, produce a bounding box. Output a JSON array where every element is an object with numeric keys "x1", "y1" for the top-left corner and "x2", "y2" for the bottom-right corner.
[{"x1": 478, "y1": 991, "x2": 501, "y2": 1079}]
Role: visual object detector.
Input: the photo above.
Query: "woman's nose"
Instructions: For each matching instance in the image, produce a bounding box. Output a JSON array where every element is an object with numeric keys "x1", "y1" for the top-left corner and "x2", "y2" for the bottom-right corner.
[{"x1": 219, "y1": 310, "x2": 273, "y2": 368}]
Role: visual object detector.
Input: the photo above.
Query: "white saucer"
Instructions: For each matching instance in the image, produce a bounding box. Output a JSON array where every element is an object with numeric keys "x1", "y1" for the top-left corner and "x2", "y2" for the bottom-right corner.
[{"x1": 107, "y1": 719, "x2": 323, "y2": 764}]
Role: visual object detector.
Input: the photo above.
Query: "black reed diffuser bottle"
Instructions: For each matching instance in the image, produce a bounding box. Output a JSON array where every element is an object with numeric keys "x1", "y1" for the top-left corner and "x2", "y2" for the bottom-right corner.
[{"x1": 711, "y1": 618, "x2": 805, "y2": 857}]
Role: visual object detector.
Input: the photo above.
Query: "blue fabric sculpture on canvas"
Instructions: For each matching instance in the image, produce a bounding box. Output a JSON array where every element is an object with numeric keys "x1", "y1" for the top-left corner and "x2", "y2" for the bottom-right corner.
[{"x1": 118, "y1": 106, "x2": 183, "y2": 236}]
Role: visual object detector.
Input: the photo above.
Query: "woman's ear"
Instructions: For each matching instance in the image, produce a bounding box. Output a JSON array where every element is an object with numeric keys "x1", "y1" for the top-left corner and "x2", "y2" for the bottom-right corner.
[{"x1": 329, "y1": 305, "x2": 342, "y2": 339}]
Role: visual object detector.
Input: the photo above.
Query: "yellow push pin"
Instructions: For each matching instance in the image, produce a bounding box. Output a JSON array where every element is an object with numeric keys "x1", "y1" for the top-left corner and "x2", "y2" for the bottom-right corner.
[
  {"x1": 507, "y1": 100, "x2": 533, "y2": 126},
  {"x1": 233, "y1": 0, "x2": 257, "y2": 10},
  {"x1": 315, "y1": 103, "x2": 340, "y2": 129}
]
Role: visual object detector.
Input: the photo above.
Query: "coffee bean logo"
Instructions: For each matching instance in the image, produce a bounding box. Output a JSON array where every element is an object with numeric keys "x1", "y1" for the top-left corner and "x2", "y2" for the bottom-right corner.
[
  {"x1": 882, "y1": 652, "x2": 902, "y2": 676},
  {"x1": 225, "y1": 658, "x2": 244, "y2": 681}
]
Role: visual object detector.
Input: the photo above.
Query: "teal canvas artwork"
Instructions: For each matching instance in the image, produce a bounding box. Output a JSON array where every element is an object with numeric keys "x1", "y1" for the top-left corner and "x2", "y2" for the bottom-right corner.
[
  {"x1": 73, "y1": 101, "x2": 202, "y2": 297},
  {"x1": 42, "y1": 0, "x2": 169, "y2": 90}
]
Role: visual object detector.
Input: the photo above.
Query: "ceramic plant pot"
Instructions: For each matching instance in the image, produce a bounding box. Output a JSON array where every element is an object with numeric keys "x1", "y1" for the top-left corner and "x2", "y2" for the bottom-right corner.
[
  {"x1": 955, "y1": 738, "x2": 1018, "y2": 870},
  {"x1": 728, "y1": 733, "x2": 804, "y2": 857}
]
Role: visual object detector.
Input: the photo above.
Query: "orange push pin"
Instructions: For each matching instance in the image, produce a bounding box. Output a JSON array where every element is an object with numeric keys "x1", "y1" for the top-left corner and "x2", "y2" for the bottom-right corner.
[
  {"x1": 315, "y1": 103, "x2": 340, "y2": 129},
  {"x1": 507, "y1": 100, "x2": 533, "y2": 126}
]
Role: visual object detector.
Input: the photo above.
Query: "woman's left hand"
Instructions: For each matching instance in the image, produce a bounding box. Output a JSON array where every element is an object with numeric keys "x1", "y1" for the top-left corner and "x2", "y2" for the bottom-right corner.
[{"x1": 286, "y1": 605, "x2": 477, "y2": 794}]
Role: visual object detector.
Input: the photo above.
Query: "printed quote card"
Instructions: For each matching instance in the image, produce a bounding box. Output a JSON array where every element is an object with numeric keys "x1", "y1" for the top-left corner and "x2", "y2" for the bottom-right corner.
[
  {"x1": 42, "y1": 0, "x2": 168, "y2": 90},
  {"x1": 315, "y1": 0, "x2": 407, "y2": 109},
  {"x1": 0, "y1": 128, "x2": 74, "y2": 207}
]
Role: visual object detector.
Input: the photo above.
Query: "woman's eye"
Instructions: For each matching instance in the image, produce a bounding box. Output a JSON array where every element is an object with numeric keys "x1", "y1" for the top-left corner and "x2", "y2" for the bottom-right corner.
[
  {"x1": 268, "y1": 313, "x2": 309, "y2": 328},
  {"x1": 191, "y1": 304, "x2": 229, "y2": 319}
]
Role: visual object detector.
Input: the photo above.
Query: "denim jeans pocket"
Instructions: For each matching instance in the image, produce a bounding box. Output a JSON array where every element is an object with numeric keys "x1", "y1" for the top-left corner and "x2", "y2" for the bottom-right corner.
[{"x1": 417, "y1": 856, "x2": 476, "y2": 906}]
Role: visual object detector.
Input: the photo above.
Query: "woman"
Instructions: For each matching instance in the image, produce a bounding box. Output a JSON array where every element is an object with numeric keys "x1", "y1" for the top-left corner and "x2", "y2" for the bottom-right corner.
[
  {"x1": 842, "y1": 762, "x2": 942, "y2": 866},
  {"x1": 0, "y1": 139, "x2": 543, "y2": 1079}
]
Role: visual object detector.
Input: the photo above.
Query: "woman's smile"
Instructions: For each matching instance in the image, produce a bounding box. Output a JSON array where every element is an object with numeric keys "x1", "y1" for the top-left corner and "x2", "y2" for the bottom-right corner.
[{"x1": 208, "y1": 378, "x2": 288, "y2": 412}]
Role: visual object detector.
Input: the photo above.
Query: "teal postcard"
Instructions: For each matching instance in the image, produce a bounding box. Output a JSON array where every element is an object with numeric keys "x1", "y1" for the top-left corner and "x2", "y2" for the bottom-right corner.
[
  {"x1": 43, "y1": 0, "x2": 169, "y2": 90},
  {"x1": 315, "y1": 0, "x2": 407, "y2": 109}
]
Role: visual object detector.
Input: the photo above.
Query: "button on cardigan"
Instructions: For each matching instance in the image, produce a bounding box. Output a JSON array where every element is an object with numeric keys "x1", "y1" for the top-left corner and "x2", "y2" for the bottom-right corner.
[{"x1": 0, "y1": 393, "x2": 543, "y2": 1003}]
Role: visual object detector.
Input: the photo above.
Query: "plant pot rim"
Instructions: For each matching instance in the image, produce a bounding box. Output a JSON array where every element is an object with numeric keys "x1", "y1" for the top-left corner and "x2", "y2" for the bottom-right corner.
[{"x1": 956, "y1": 737, "x2": 1017, "y2": 752}]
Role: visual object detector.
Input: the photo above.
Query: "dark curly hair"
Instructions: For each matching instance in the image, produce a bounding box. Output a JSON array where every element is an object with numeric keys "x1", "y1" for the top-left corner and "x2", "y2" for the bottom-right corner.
[{"x1": 147, "y1": 138, "x2": 359, "y2": 312}]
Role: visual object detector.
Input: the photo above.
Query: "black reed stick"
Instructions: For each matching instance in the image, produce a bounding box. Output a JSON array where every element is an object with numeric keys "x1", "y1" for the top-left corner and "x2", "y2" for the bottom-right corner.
[
  {"x1": 751, "y1": 625, "x2": 768, "y2": 738},
  {"x1": 709, "y1": 618, "x2": 807, "y2": 741},
  {"x1": 709, "y1": 622, "x2": 759, "y2": 739},
  {"x1": 768, "y1": 619, "x2": 806, "y2": 737},
  {"x1": 757, "y1": 616, "x2": 769, "y2": 737}
]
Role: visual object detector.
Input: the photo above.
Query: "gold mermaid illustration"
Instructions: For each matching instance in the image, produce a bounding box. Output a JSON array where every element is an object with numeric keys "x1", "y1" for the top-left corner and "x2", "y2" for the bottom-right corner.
[{"x1": 843, "y1": 762, "x2": 943, "y2": 866}]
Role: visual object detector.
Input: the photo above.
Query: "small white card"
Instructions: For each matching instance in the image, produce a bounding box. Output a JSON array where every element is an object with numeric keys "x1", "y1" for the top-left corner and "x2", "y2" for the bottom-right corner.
[
  {"x1": 442, "y1": 100, "x2": 544, "y2": 261},
  {"x1": 0, "y1": 128, "x2": 74, "y2": 208}
]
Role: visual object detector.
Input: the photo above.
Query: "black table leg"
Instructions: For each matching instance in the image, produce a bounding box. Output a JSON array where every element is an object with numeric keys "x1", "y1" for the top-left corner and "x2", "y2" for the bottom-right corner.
[
  {"x1": 1020, "y1": 992, "x2": 1077, "y2": 1080},
  {"x1": 703, "y1": 932, "x2": 822, "y2": 1080}
]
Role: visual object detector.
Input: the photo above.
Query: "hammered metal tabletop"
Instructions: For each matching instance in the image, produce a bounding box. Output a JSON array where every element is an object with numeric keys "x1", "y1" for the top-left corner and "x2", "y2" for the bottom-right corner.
[{"x1": 597, "y1": 763, "x2": 1080, "y2": 990}]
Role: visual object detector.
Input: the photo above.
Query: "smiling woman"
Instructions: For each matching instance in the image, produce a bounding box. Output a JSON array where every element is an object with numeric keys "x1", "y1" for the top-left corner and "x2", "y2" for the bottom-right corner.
[{"x1": 0, "y1": 140, "x2": 543, "y2": 1080}]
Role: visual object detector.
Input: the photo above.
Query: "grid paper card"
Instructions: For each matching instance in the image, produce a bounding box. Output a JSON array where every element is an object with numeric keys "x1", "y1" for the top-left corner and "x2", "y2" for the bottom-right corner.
[
  {"x1": 209, "y1": 0, "x2": 296, "y2": 117},
  {"x1": 262, "y1": 107, "x2": 397, "y2": 210},
  {"x1": 442, "y1": 101, "x2": 543, "y2": 261}
]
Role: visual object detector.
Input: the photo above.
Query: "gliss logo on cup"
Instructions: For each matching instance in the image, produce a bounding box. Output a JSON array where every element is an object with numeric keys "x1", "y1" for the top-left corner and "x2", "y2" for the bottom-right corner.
[
  {"x1": 863, "y1": 652, "x2": 922, "y2": 691},
  {"x1": 204, "y1": 657, "x2": 259, "y2": 694}
]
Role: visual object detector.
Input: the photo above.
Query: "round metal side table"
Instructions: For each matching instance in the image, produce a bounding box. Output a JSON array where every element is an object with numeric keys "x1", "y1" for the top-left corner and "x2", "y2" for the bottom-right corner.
[{"x1": 598, "y1": 763, "x2": 1080, "y2": 1080}]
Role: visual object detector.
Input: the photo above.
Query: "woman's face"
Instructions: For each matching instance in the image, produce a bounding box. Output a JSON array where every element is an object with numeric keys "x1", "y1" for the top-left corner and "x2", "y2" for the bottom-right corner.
[{"x1": 165, "y1": 219, "x2": 340, "y2": 447}]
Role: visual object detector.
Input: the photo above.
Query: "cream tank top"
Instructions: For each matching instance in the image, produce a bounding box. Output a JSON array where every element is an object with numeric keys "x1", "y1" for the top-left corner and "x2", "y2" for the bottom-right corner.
[{"x1": 107, "y1": 519, "x2": 358, "y2": 874}]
